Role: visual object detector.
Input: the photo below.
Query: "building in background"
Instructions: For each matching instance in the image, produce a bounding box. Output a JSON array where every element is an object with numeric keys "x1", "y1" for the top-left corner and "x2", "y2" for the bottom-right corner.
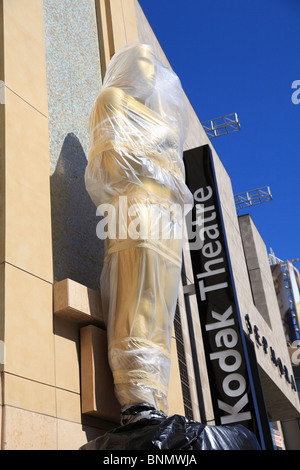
[
  {"x1": 270, "y1": 255, "x2": 300, "y2": 344},
  {"x1": 0, "y1": 0, "x2": 299, "y2": 450},
  {"x1": 269, "y1": 251, "x2": 300, "y2": 449}
]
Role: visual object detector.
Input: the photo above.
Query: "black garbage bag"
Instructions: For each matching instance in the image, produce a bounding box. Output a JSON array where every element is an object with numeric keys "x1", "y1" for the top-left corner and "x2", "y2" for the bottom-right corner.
[{"x1": 80, "y1": 413, "x2": 261, "y2": 450}]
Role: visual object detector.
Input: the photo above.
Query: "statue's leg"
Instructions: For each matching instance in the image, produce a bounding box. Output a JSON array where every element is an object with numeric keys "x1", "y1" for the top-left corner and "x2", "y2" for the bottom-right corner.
[{"x1": 101, "y1": 198, "x2": 182, "y2": 421}]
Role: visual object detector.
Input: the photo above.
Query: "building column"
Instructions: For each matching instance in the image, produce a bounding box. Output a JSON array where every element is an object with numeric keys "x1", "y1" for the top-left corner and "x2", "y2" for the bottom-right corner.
[
  {"x1": 95, "y1": 0, "x2": 139, "y2": 76},
  {"x1": 0, "y1": 0, "x2": 55, "y2": 449}
]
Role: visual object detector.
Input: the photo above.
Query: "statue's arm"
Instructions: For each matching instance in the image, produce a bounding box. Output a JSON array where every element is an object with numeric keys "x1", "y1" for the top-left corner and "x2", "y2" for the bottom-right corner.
[
  {"x1": 97, "y1": 87, "x2": 127, "y2": 116},
  {"x1": 88, "y1": 87, "x2": 128, "y2": 161}
]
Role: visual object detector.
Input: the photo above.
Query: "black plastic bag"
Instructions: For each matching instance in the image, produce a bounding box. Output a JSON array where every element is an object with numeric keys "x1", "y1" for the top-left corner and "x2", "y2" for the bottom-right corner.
[{"x1": 80, "y1": 413, "x2": 261, "y2": 450}]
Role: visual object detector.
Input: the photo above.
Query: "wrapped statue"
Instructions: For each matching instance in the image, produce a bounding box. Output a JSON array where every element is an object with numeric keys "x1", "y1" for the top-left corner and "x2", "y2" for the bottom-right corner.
[{"x1": 85, "y1": 43, "x2": 193, "y2": 424}]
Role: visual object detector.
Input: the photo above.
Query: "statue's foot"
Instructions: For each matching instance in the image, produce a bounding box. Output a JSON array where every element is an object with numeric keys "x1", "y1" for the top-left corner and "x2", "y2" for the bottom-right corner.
[{"x1": 120, "y1": 402, "x2": 167, "y2": 426}]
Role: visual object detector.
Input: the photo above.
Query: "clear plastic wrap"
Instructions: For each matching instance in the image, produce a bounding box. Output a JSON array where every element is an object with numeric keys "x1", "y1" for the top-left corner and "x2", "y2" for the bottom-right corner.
[{"x1": 85, "y1": 43, "x2": 193, "y2": 417}]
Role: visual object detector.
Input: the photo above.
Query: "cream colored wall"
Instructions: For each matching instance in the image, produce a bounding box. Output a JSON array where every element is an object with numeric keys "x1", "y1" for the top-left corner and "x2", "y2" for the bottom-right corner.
[
  {"x1": 0, "y1": 0, "x2": 54, "y2": 449},
  {"x1": 95, "y1": 0, "x2": 139, "y2": 75},
  {"x1": 0, "y1": 0, "x2": 51, "y2": 278}
]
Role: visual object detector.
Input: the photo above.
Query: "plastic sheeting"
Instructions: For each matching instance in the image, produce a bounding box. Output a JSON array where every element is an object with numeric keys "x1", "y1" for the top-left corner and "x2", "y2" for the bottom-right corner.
[
  {"x1": 80, "y1": 412, "x2": 261, "y2": 450},
  {"x1": 85, "y1": 43, "x2": 193, "y2": 416}
]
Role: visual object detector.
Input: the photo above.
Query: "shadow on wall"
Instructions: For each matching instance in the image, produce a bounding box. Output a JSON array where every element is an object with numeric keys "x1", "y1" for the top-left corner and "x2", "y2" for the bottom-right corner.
[{"x1": 50, "y1": 132, "x2": 104, "y2": 291}]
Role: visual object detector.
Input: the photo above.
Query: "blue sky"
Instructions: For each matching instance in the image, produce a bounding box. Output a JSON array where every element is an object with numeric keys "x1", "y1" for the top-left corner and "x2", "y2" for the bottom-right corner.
[{"x1": 139, "y1": 0, "x2": 300, "y2": 269}]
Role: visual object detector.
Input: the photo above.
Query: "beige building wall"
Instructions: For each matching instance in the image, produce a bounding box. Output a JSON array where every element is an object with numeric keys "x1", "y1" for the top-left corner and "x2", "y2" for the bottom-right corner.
[{"x1": 0, "y1": 0, "x2": 55, "y2": 449}]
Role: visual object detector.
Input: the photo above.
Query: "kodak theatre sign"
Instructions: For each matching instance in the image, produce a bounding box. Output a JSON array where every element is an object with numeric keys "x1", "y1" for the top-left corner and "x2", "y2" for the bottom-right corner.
[{"x1": 184, "y1": 145, "x2": 258, "y2": 433}]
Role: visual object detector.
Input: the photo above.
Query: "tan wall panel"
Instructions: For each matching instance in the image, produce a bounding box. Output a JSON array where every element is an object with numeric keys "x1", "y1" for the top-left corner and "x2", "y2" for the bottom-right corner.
[
  {"x1": 108, "y1": 0, "x2": 127, "y2": 52},
  {"x1": 107, "y1": 0, "x2": 138, "y2": 52},
  {"x1": 5, "y1": 90, "x2": 52, "y2": 282},
  {"x1": 57, "y1": 418, "x2": 105, "y2": 450},
  {"x1": 4, "y1": 374, "x2": 56, "y2": 417},
  {"x1": 54, "y1": 317, "x2": 81, "y2": 394},
  {"x1": 55, "y1": 388, "x2": 81, "y2": 423},
  {"x1": 4, "y1": 405, "x2": 57, "y2": 450},
  {"x1": 80, "y1": 325, "x2": 120, "y2": 423},
  {"x1": 1, "y1": 0, "x2": 52, "y2": 282},
  {"x1": 95, "y1": 0, "x2": 112, "y2": 74},
  {"x1": 4, "y1": 264, "x2": 55, "y2": 386},
  {"x1": 3, "y1": 404, "x2": 106, "y2": 450},
  {"x1": 168, "y1": 336, "x2": 185, "y2": 416},
  {"x1": 121, "y1": 0, "x2": 139, "y2": 44},
  {"x1": 3, "y1": 0, "x2": 48, "y2": 115},
  {"x1": 0, "y1": 263, "x2": 4, "y2": 354},
  {"x1": 96, "y1": 0, "x2": 139, "y2": 77},
  {"x1": 0, "y1": 1, "x2": 5, "y2": 266}
]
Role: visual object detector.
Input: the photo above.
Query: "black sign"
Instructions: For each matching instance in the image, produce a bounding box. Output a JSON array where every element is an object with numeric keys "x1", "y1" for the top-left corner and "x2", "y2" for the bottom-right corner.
[{"x1": 183, "y1": 145, "x2": 268, "y2": 448}]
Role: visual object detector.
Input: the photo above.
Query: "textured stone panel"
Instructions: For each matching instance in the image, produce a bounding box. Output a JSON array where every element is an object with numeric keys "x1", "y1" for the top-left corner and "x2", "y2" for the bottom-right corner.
[{"x1": 43, "y1": 0, "x2": 104, "y2": 290}]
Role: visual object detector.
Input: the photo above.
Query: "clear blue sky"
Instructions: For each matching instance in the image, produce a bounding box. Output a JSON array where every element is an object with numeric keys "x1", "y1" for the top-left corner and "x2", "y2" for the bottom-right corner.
[{"x1": 139, "y1": 0, "x2": 300, "y2": 269}]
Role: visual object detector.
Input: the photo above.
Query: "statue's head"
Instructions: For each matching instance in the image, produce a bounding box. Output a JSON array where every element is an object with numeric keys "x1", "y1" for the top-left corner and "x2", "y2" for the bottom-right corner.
[
  {"x1": 103, "y1": 43, "x2": 157, "y2": 101},
  {"x1": 101, "y1": 42, "x2": 189, "y2": 142},
  {"x1": 131, "y1": 44, "x2": 156, "y2": 96}
]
